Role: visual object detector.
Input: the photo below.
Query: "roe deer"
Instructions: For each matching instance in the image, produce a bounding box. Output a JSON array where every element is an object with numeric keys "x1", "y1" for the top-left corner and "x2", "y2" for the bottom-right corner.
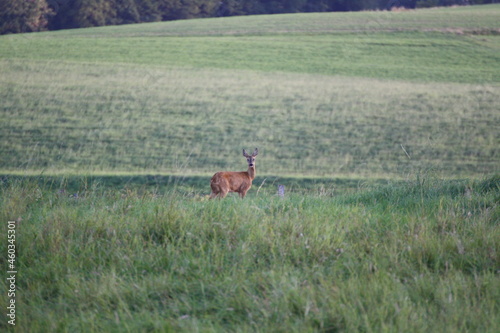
[{"x1": 210, "y1": 148, "x2": 259, "y2": 199}]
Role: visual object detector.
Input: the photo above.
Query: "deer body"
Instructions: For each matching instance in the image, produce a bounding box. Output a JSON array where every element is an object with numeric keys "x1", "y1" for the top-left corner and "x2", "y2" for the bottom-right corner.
[{"x1": 210, "y1": 148, "x2": 258, "y2": 199}]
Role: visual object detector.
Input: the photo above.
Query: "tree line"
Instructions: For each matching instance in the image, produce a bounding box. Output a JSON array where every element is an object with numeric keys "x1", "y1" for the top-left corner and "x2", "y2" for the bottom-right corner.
[{"x1": 0, "y1": 0, "x2": 497, "y2": 34}]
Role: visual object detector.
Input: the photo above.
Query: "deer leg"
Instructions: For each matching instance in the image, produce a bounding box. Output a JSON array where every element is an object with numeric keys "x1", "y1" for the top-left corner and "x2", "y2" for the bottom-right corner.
[{"x1": 210, "y1": 180, "x2": 222, "y2": 199}]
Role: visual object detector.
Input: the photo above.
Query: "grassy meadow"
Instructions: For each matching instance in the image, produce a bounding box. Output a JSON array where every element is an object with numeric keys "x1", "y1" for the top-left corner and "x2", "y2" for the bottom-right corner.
[
  {"x1": 0, "y1": 4, "x2": 499, "y2": 332},
  {"x1": 0, "y1": 176, "x2": 499, "y2": 332}
]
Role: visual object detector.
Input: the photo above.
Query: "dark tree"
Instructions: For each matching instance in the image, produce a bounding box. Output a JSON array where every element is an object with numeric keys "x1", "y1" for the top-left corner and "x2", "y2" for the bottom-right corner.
[{"x1": 0, "y1": 0, "x2": 54, "y2": 34}]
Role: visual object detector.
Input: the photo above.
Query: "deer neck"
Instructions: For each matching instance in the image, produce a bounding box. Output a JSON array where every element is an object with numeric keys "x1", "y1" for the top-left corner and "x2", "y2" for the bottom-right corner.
[{"x1": 247, "y1": 165, "x2": 256, "y2": 180}]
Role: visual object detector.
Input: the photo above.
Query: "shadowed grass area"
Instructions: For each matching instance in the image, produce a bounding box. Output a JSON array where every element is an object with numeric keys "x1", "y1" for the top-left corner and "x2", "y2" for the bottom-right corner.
[{"x1": 0, "y1": 173, "x2": 389, "y2": 198}]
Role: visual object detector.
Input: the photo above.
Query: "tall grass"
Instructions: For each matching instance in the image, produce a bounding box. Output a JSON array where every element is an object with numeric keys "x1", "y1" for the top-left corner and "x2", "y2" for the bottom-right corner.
[{"x1": 1, "y1": 176, "x2": 498, "y2": 331}]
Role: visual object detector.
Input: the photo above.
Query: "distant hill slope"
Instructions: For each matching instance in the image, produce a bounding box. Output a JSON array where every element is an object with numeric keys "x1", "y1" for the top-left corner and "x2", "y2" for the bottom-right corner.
[{"x1": 0, "y1": 6, "x2": 499, "y2": 177}]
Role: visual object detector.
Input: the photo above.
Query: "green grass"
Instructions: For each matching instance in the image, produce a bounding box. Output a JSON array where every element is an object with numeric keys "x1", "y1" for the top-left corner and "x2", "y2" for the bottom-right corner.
[
  {"x1": 1, "y1": 5, "x2": 499, "y2": 178},
  {"x1": 3, "y1": 32, "x2": 498, "y2": 82},
  {"x1": 0, "y1": 8, "x2": 499, "y2": 330},
  {"x1": 1, "y1": 176, "x2": 498, "y2": 332},
  {"x1": 1, "y1": 60, "x2": 498, "y2": 177}
]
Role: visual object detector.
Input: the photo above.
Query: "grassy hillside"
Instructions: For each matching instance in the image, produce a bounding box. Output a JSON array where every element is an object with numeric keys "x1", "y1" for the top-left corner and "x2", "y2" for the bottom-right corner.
[
  {"x1": 1, "y1": 176, "x2": 498, "y2": 332},
  {"x1": 0, "y1": 5, "x2": 499, "y2": 179}
]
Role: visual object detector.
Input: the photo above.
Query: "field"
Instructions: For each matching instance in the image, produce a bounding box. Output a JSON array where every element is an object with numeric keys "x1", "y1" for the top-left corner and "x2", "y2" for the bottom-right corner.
[
  {"x1": 1, "y1": 5, "x2": 499, "y2": 178},
  {"x1": 1, "y1": 4, "x2": 499, "y2": 332}
]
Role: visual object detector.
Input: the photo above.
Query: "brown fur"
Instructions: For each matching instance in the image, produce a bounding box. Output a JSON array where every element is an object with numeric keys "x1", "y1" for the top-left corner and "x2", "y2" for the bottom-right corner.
[{"x1": 210, "y1": 148, "x2": 258, "y2": 199}]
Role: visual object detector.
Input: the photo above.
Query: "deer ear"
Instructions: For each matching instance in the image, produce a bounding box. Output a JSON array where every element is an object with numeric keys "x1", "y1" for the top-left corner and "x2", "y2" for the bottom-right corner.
[
  {"x1": 243, "y1": 149, "x2": 249, "y2": 157},
  {"x1": 252, "y1": 148, "x2": 258, "y2": 157}
]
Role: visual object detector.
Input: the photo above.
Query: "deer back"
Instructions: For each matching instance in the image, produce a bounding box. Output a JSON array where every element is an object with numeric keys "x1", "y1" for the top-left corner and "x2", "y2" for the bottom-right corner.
[{"x1": 211, "y1": 171, "x2": 252, "y2": 193}]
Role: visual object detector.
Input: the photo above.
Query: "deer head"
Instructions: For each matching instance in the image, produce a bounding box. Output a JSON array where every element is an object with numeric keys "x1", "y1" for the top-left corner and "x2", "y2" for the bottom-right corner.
[{"x1": 243, "y1": 148, "x2": 258, "y2": 167}]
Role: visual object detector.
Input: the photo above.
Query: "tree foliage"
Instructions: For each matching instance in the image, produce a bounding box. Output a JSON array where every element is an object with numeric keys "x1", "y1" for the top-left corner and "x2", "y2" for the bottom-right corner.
[
  {"x1": 1, "y1": 0, "x2": 497, "y2": 34},
  {"x1": 0, "y1": 0, "x2": 54, "y2": 34}
]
